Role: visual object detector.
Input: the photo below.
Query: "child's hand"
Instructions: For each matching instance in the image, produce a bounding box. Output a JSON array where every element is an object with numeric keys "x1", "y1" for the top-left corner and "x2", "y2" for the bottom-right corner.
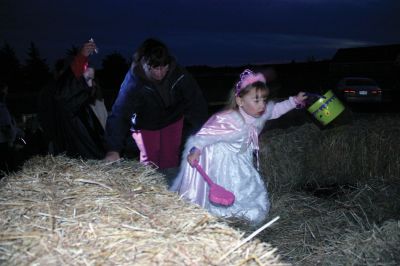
[
  {"x1": 294, "y1": 91, "x2": 308, "y2": 108},
  {"x1": 296, "y1": 91, "x2": 308, "y2": 102},
  {"x1": 187, "y1": 147, "x2": 201, "y2": 167}
]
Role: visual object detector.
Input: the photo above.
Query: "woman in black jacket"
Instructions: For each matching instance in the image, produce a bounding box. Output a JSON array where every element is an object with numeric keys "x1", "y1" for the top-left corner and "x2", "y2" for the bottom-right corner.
[{"x1": 105, "y1": 38, "x2": 208, "y2": 169}]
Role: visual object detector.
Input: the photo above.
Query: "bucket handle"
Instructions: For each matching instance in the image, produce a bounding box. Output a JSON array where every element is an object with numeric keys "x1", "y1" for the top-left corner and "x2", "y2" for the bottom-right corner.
[{"x1": 305, "y1": 92, "x2": 326, "y2": 99}]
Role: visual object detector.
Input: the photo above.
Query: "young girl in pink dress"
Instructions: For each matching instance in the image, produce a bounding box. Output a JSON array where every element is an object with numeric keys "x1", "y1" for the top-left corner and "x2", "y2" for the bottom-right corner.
[{"x1": 170, "y1": 69, "x2": 307, "y2": 224}]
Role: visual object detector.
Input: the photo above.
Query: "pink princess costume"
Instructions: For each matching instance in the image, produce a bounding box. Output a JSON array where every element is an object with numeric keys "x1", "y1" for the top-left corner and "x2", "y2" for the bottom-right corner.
[{"x1": 170, "y1": 97, "x2": 298, "y2": 224}]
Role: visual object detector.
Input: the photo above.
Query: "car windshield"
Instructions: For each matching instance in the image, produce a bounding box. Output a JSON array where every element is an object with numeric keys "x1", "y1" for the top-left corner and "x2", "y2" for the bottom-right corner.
[{"x1": 346, "y1": 79, "x2": 376, "y2": 86}]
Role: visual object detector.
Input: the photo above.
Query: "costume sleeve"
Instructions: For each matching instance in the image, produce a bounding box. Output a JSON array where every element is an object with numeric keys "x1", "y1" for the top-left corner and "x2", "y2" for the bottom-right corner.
[
  {"x1": 105, "y1": 69, "x2": 140, "y2": 152},
  {"x1": 263, "y1": 97, "x2": 297, "y2": 121},
  {"x1": 189, "y1": 111, "x2": 242, "y2": 151},
  {"x1": 180, "y1": 68, "x2": 208, "y2": 135}
]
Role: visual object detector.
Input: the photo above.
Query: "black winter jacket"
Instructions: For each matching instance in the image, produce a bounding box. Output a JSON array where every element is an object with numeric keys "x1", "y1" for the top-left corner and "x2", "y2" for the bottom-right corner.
[{"x1": 105, "y1": 61, "x2": 208, "y2": 152}]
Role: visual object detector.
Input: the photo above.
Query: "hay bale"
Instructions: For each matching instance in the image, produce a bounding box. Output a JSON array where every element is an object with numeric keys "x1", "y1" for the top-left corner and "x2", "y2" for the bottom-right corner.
[
  {"x1": 259, "y1": 191, "x2": 367, "y2": 264},
  {"x1": 259, "y1": 123, "x2": 321, "y2": 192},
  {"x1": 0, "y1": 155, "x2": 286, "y2": 266},
  {"x1": 315, "y1": 220, "x2": 400, "y2": 265},
  {"x1": 334, "y1": 177, "x2": 400, "y2": 225},
  {"x1": 244, "y1": 172, "x2": 400, "y2": 265},
  {"x1": 256, "y1": 115, "x2": 400, "y2": 265},
  {"x1": 256, "y1": 186, "x2": 400, "y2": 265},
  {"x1": 306, "y1": 117, "x2": 400, "y2": 185},
  {"x1": 260, "y1": 115, "x2": 400, "y2": 192}
]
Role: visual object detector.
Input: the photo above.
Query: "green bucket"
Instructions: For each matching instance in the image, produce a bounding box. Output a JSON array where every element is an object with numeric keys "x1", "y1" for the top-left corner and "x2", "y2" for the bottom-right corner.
[{"x1": 307, "y1": 90, "x2": 345, "y2": 126}]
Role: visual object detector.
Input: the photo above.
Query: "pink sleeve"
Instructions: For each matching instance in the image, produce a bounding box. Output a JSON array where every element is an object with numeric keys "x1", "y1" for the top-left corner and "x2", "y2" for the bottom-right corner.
[
  {"x1": 196, "y1": 111, "x2": 239, "y2": 136},
  {"x1": 191, "y1": 110, "x2": 242, "y2": 150},
  {"x1": 265, "y1": 97, "x2": 297, "y2": 120}
]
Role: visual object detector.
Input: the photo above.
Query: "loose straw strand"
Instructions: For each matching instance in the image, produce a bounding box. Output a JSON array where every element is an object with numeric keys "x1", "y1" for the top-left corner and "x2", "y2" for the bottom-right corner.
[{"x1": 218, "y1": 216, "x2": 280, "y2": 263}]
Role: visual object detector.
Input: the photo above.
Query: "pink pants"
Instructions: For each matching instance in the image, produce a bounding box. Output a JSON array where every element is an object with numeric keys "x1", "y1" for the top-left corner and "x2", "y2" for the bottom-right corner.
[{"x1": 132, "y1": 118, "x2": 183, "y2": 169}]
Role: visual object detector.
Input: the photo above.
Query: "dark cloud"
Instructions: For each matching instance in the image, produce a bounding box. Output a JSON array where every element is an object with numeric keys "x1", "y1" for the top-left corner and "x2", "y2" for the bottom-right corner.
[{"x1": 1, "y1": 0, "x2": 399, "y2": 67}]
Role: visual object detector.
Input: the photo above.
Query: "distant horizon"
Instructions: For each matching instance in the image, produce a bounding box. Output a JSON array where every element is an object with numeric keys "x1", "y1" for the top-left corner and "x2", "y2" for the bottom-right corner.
[
  {"x1": 3, "y1": 40, "x2": 399, "y2": 71},
  {"x1": 1, "y1": 39, "x2": 334, "y2": 70}
]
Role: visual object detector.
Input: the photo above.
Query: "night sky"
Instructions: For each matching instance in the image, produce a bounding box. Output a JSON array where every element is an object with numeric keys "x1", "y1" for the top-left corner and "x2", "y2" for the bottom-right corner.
[{"x1": 1, "y1": 0, "x2": 400, "y2": 68}]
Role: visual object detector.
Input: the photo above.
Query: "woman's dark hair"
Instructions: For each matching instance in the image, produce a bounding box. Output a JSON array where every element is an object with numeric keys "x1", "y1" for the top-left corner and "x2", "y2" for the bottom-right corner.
[{"x1": 133, "y1": 38, "x2": 172, "y2": 67}]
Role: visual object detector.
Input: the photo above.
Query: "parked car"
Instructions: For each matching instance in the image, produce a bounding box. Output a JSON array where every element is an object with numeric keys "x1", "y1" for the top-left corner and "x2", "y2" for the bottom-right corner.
[{"x1": 335, "y1": 77, "x2": 382, "y2": 103}]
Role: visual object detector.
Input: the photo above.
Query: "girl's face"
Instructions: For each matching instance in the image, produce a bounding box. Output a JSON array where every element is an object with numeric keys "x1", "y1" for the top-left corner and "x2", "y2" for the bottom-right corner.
[{"x1": 236, "y1": 88, "x2": 268, "y2": 118}]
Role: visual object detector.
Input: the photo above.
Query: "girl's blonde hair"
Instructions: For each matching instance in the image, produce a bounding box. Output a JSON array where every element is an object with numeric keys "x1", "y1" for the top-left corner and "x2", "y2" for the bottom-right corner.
[
  {"x1": 225, "y1": 81, "x2": 269, "y2": 110},
  {"x1": 224, "y1": 69, "x2": 269, "y2": 110}
]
